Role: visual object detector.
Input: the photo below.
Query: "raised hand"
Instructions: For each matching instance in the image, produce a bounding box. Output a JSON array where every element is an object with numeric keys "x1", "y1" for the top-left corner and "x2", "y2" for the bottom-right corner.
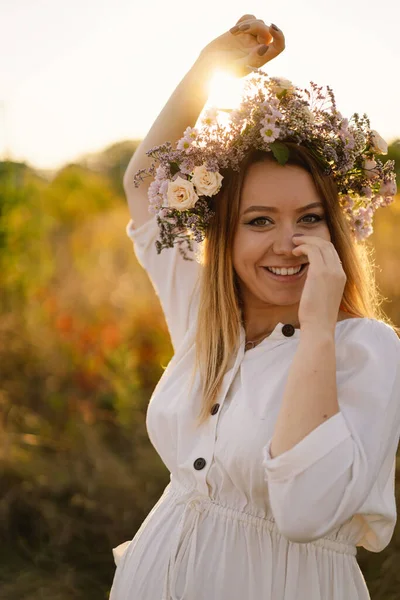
[
  {"x1": 199, "y1": 15, "x2": 285, "y2": 78},
  {"x1": 292, "y1": 235, "x2": 347, "y2": 334}
]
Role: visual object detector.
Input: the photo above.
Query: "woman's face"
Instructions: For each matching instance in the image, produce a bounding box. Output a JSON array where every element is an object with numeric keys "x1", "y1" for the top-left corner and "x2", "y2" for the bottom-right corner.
[{"x1": 232, "y1": 159, "x2": 331, "y2": 312}]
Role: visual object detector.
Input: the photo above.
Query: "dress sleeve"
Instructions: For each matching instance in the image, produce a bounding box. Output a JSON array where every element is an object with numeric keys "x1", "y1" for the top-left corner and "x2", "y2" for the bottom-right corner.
[
  {"x1": 262, "y1": 319, "x2": 400, "y2": 546},
  {"x1": 126, "y1": 216, "x2": 201, "y2": 354}
]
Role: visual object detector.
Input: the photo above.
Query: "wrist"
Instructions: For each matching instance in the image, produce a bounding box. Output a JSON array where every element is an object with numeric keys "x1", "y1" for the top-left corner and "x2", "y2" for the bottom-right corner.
[
  {"x1": 191, "y1": 51, "x2": 218, "y2": 79},
  {"x1": 300, "y1": 326, "x2": 336, "y2": 344}
]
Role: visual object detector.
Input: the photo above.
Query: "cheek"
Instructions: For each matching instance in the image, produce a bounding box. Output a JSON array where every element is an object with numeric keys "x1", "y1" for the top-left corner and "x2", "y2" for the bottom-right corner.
[
  {"x1": 232, "y1": 232, "x2": 244, "y2": 265},
  {"x1": 319, "y1": 222, "x2": 332, "y2": 241},
  {"x1": 232, "y1": 232, "x2": 257, "y2": 268},
  {"x1": 304, "y1": 220, "x2": 331, "y2": 241}
]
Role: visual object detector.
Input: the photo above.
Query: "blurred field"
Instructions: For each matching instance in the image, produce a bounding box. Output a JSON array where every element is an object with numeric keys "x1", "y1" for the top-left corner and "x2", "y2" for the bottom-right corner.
[{"x1": 1, "y1": 140, "x2": 400, "y2": 599}]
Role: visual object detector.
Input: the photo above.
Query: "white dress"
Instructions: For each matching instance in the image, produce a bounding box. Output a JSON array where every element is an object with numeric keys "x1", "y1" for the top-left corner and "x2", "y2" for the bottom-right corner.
[{"x1": 109, "y1": 214, "x2": 400, "y2": 600}]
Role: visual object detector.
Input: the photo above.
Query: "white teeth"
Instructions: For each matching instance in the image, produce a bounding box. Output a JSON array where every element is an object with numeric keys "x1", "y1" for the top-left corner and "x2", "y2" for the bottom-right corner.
[{"x1": 267, "y1": 265, "x2": 302, "y2": 275}]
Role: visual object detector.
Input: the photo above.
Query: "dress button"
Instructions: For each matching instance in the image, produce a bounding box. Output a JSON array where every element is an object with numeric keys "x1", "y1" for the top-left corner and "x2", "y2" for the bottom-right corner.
[
  {"x1": 282, "y1": 324, "x2": 295, "y2": 337},
  {"x1": 210, "y1": 403, "x2": 220, "y2": 415},
  {"x1": 193, "y1": 458, "x2": 206, "y2": 470}
]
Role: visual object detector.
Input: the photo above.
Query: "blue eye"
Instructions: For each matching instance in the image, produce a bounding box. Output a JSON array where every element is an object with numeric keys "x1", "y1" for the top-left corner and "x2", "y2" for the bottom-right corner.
[{"x1": 248, "y1": 214, "x2": 323, "y2": 226}]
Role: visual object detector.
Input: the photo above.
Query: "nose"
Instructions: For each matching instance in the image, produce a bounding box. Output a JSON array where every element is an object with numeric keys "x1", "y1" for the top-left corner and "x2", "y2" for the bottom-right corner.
[{"x1": 271, "y1": 231, "x2": 303, "y2": 258}]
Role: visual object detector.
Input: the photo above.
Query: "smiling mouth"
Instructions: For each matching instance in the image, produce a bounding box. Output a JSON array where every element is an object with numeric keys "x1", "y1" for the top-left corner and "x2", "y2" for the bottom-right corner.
[{"x1": 262, "y1": 263, "x2": 309, "y2": 281}]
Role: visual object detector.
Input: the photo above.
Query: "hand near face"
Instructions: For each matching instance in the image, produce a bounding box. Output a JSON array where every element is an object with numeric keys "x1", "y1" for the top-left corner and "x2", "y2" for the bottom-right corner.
[{"x1": 292, "y1": 235, "x2": 347, "y2": 334}]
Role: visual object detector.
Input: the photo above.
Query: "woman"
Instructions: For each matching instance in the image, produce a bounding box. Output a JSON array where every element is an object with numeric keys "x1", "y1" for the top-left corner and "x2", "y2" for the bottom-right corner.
[{"x1": 110, "y1": 15, "x2": 400, "y2": 600}]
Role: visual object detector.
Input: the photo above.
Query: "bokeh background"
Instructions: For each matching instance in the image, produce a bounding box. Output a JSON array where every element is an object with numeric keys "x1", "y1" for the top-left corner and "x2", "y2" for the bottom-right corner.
[{"x1": 1, "y1": 1, "x2": 400, "y2": 598}]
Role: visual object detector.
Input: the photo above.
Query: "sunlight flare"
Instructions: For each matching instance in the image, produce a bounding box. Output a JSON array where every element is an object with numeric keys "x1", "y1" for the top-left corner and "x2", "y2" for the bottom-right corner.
[{"x1": 206, "y1": 70, "x2": 245, "y2": 110}]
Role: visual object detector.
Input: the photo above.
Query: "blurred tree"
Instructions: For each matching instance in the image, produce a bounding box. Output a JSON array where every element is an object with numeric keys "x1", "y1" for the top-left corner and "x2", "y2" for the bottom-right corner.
[{"x1": 76, "y1": 140, "x2": 141, "y2": 197}]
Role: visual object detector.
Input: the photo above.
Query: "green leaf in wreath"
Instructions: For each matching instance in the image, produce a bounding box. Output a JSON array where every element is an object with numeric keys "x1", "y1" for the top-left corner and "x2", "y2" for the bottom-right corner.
[
  {"x1": 270, "y1": 141, "x2": 290, "y2": 166},
  {"x1": 170, "y1": 162, "x2": 180, "y2": 176},
  {"x1": 276, "y1": 89, "x2": 288, "y2": 100}
]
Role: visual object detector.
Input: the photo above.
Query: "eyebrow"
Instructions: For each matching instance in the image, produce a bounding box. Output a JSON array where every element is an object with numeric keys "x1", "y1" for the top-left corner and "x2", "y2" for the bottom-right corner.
[{"x1": 242, "y1": 202, "x2": 324, "y2": 215}]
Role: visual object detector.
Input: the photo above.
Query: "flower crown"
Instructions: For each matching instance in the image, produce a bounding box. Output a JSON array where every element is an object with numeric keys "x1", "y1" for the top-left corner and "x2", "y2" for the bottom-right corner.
[{"x1": 133, "y1": 71, "x2": 397, "y2": 261}]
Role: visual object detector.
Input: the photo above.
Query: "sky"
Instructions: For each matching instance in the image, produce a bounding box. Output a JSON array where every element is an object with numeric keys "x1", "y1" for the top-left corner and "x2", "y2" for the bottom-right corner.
[{"x1": 1, "y1": 0, "x2": 399, "y2": 171}]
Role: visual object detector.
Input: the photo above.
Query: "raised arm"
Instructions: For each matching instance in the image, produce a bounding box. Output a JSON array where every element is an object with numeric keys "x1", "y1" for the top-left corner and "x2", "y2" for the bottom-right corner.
[{"x1": 122, "y1": 15, "x2": 285, "y2": 229}]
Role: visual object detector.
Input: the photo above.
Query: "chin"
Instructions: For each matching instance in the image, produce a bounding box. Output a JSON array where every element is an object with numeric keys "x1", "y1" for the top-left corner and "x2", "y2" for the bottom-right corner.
[{"x1": 257, "y1": 291, "x2": 300, "y2": 304}]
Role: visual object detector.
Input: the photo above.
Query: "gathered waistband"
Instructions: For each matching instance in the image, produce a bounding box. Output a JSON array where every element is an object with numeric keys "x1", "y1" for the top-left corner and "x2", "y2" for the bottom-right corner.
[
  {"x1": 168, "y1": 481, "x2": 357, "y2": 557},
  {"x1": 162, "y1": 481, "x2": 357, "y2": 599}
]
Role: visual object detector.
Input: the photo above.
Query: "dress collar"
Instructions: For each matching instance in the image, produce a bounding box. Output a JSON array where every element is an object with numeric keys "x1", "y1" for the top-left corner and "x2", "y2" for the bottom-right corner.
[{"x1": 240, "y1": 321, "x2": 301, "y2": 352}]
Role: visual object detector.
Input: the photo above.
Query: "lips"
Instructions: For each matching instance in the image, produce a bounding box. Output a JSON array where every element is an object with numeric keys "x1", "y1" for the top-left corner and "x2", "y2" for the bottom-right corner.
[
  {"x1": 262, "y1": 263, "x2": 309, "y2": 268},
  {"x1": 262, "y1": 263, "x2": 309, "y2": 282}
]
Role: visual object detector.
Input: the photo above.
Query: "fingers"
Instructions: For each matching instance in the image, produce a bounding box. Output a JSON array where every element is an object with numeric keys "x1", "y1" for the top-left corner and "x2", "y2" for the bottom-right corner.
[
  {"x1": 226, "y1": 16, "x2": 286, "y2": 77},
  {"x1": 267, "y1": 24, "x2": 285, "y2": 55},
  {"x1": 230, "y1": 19, "x2": 286, "y2": 60},
  {"x1": 235, "y1": 14, "x2": 256, "y2": 25},
  {"x1": 235, "y1": 30, "x2": 285, "y2": 72},
  {"x1": 253, "y1": 26, "x2": 285, "y2": 66},
  {"x1": 230, "y1": 18, "x2": 273, "y2": 45},
  {"x1": 292, "y1": 237, "x2": 344, "y2": 272}
]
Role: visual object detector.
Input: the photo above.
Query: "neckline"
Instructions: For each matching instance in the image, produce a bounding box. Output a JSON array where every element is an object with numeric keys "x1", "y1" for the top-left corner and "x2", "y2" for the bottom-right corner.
[{"x1": 240, "y1": 317, "x2": 368, "y2": 352}]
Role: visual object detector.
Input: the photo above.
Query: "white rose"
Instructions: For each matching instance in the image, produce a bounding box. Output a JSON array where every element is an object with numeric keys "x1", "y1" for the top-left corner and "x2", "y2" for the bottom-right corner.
[
  {"x1": 191, "y1": 164, "x2": 223, "y2": 197},
  {"x1": 370, "y1": 130, "x2": 388, "y2": 155},
  {"x1": 166, "y1": 177, "x2": 199, "y2": 210},
  {"x1": 363, "y1": 158, "x2": 378, "y2": 179},
  {"x1": 270, "y1": 77, "x2": 295, "y2": 95}
]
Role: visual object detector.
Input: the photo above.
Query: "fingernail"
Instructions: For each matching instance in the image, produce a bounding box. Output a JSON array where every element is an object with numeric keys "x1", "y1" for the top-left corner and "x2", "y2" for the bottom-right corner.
[
  {"x1": 257, "y1": 45, "x2": 269, "y2": 56},
  {"x1": 293, "y1": 234, "x2": 304, "y2": 237},
  {"x1": 239, "y1": 24, "x2": 250, "y2": 31},
  {"x1": 230, "y1": 25, "x2": 239, "y2": 33},
  {"x1": 271, "y1": 23, "x2": 279, "y2": 31}
]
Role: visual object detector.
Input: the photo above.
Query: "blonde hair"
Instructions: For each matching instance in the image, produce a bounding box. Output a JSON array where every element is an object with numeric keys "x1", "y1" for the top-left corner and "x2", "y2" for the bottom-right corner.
[{"x1": 188, "y1": 143, "x2": 399, "y2": 427}]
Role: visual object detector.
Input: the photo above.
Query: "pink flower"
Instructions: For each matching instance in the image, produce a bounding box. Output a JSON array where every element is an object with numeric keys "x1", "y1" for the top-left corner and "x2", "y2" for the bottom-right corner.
[
  {"x1": 380, "y1": 196, "x2": 395, "y2": 207},
  {"x1": 363, "y1": 158, "x2": 378, "y2": 180},
  {"x1": 379, "y1": 180, "x2": 397, "y2": 197},
  {"x1": 148, "y1": 179, "x2": 161, "y2": 204},
  {"x1": 361, "y1": 186, "x2": 373, "y2": 199},
  {"x1": 159, "y1": 180, "x2": 169, "y2": 199},
  {"x1": 155, "y1": 165, "x2": 167, "y2": 180},
  {"x1": 370, "y1": 130, "x2": 388, "y2": 155},
  {"x1": 339, "y1": 195, "x2": 355, "y2": 209}
]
